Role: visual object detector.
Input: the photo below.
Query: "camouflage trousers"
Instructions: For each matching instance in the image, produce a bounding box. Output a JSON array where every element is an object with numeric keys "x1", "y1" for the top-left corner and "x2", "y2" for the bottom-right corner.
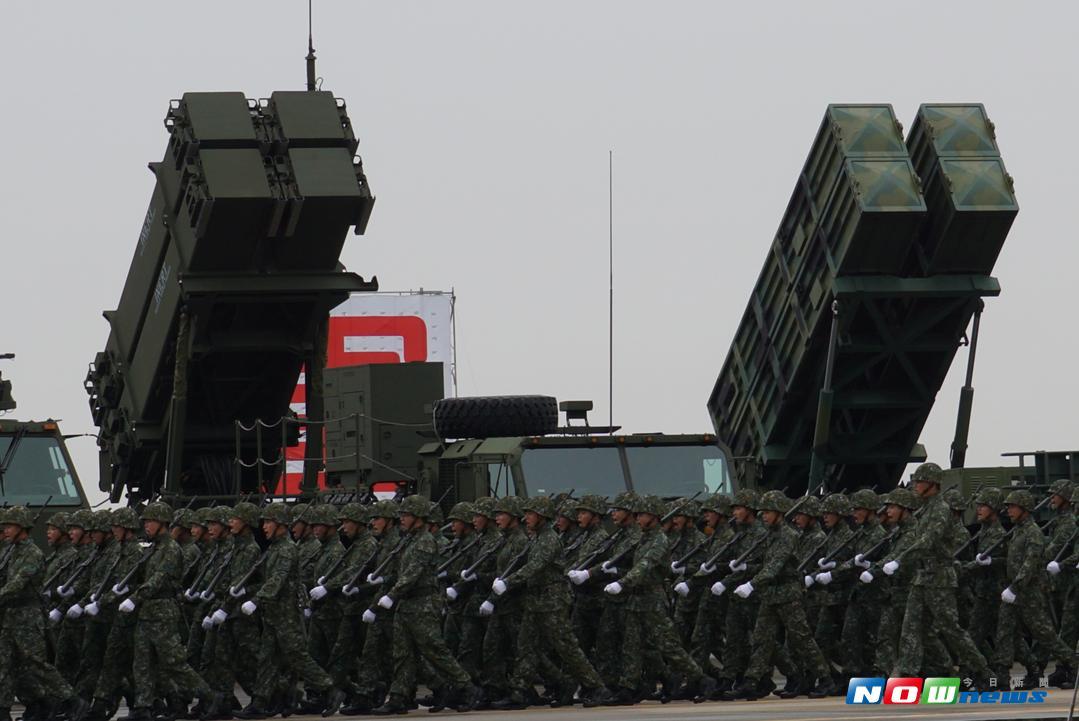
[
  {"x1": 353, "y1": 612, "x2": 394, "y2": 698},
  {"x1": 895, "y1": 584, "x2": 988, "y2": 677},
  {"x1": 618, "y1": 599, "x2": 699, "y2": 692},
  {"x1": 0, "y1": 607, "x2": 75, "y2": 706},
  {"x1": 210, "y1": 615, "x2": 260, "y2": 695},
  {"x1": 570, "y1": 593, "x2": 604, "y2": 664},
  {"x1": 717, "y1": 596, "x2": 758, "y2": 681},
  {"x1": 813, "y1": 601, "x2": 848, "y2": 674},
  {"x1": 840, "y1": 591, "x2": 885, "y2": 677},
  {"x1": 328, "y1": 613, "x2": 367, "y2": 691},
  {"x1": 75, "y1": 618, "x2": 112, "y2": 698},
  {"x1": 54, "y1": 616, "x2": 84, "y2": 684},
  {"x1": 510, "y1": 602, "x2": 603, "y2": 694},
  {"x1": 745, "y1": 599, "x2": 829, "y2": 682},
  {"x1": 132, "y1": 602, "x2": 210, "y2": 709},
  {"x1": 690, "y1": 590, "x2": 727, "y2": 676},
  {"x1": 253, "y1": 606, "x2": 333, "y2": 703},
  {"x1": 185, "y1": 607, "x2": 207, "y2": 668},
  {"x1": 388, "y1": 599, "x2": 470, "y2": 700},
  {"x1": 480, "y1": 609, "x2": 521, "y2": 695},
  {"x1": 92, "y1": 618, "x2": 136, "y2": 702},
  {"x1": 992, "y1": 589, "x2": 1074, "y2": 673},
  {"x1": 443, "y1": 611, "x2": 484, "y2": 683},
  {"x1": 1059, "y1": 580, "x2": 1079, "y2": 655},
  {"x1": 874, "y1": 590, "x2": 907, "y2": 675},
  {"x1": 968, "y1": 583, "x2": 1003, "y2": 660},
  {"x1": 673, "y1": 587, "x2": 703, "y2": 647},
  {"x1": 307, "y1": 610, "x2": 342, "y2": 671}
]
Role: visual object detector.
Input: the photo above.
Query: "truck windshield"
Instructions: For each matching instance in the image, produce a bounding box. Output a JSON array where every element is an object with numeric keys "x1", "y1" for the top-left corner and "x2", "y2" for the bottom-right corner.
[
  {"x1": 519, "y1": 446, "x2": 625, "y2": 498},
  {"x1": 0, "y1": 434, "x2": 82, "y2": 506},
  {"x1": 624, "y1": 445, "x2": 731, "y2": 497}
]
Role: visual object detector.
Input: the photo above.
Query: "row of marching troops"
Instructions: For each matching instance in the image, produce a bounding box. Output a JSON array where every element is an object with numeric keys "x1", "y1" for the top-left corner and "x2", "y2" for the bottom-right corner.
[{"x1": 2, "y1": 460, "x2": 1078, "y2": 720}]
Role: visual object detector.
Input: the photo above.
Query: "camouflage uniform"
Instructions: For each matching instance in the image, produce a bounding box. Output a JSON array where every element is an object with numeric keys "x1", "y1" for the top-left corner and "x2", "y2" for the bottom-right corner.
[
  {"x1": 75, "y1": 513, "x2": 118, "y2": 698},
  {"x1": 837, "y1": 491, "x2": 889, "y2": 678},
  {"x1": 210, "y1": 505, "x2": 262, "y2": 697},
  {"x1": 871, "y1": 489, "x2": 918, "y2": 677},
  {"x1": 439, "y1": 502, "x2": 480, "y2": 681},
  {"x1": 453, "y1": 499, "x2": 498, "y2": 686},
  {"x1": 91, "y1": 508, "x2": 145, "y2": 706},
  {"x1": 479, "y1": 499, "x2": 529, "y2": 698},
  {"x1": 503, "y1": 498, "x2": 604, "y2": 701},
  {"x1": 667, "y1": 499, "x2": 706, "y2": 645},
  {"x1": 1045, "y1": 481, "x2": 1077, "y2": 660},
  {"x1": 810, "y1": 494, "x2": 854, "y2": 676},
  {"x1": 991, "y1": 491, "x2": 1075, "y2": 677},
  {"x1": 128, "y1": 503, "x2": 213, "y2": 712},
  {"x1": 893, "y1": 464, "x2": 989, "y2": 679},
  {"x1": 43, "y1": 513, "x2": 77, "y2": 664},
  {"x1": 306, "y1": 506, "x2": 346, "y2": 671},
  {"x1": 688, "y1": 494, "x2": 735, "y2": 677},
  {"x1": 325, "y1": 504, "x2": 377, "y2": 703},
  {"x1": 714, "y1": 490, "x2": 767, "y2": 686},
  {"x1": 565, "y1": 496, "x2": 609, "y2": 663},
  {"x1": 351, "y1": 501, "x2": 402, "y2": 703},
  {"x1": 963, "y1": 488, "x2": 1007, "y2": 660},
  {"x1": 53, "y1": 509, "x2": 95, "y2": 684}
]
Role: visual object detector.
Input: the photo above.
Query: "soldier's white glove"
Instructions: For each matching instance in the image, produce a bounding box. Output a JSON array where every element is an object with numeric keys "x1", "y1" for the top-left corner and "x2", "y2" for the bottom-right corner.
[
  {"x1": 710, "y1": 581, "x2": 726, "y2": 596},
  {"x1": 854, "y1": 554, "x2": 870, "y2": 569},
  {"x1": 211, "y1": 608, "x2": 228, "y2": 625},
  {"x1": 670, "y1": 561, "x2": 686, "y2": 575},
  {"x1": 804, "y1": 574, "x2": 815, "y2": 588},
  {"x1": 674, "y1": 581, "x2": 690, "y2": 597},
  {"x1": 67, "y1": 604, "x2": 84, "y2": 619},
  {"x1": 317, "y1": 575, "x2": 327, "y2": 585},
  {"x1": 309, "y1": 585, "x2": 328, "y2": 601},
  {"x1": 111, "y1": 583, "x2": 129, "y2": 596},
  {"x1": 85, "y1": 601, "x2": 100, "y2": 616},
  {"x1": 699, "y1": 562, "x2": 716, "y2": 575},
  {"x1": 1001, "y1": 587, "x2": 1017, "y2": 605},
  {"x1": 734, "y1": 582, "x2": 754, "y2": 599},
  {"x1": 604, "y1": 582, "x2": 623, "y2": 595},
  {"x1": 1047, "y1": 561, "x2": 1061, "y2": 576},
  {"x1": 817, "y1": 558, "x2": 836, "y2": 571},
  {"x1": 491, "y1": 578, "x2": 508, "y2": 596},
  {"x1": 303, "y1": 607, "x2": 312, "y2": 619},
  {"x1": 201, "y1": 615, "x2": 214, "y2": 631},
  {"x1": 341, "y1": 584, "x2": 359, "y2": 597},
  {"x1": 367, "y1": 574, "x2": 384, "y2": 585},
  {"x1": 567, "y1": 569, "x2": 589, "y2": 585},
  {"x1": 975, "y1": 553, "x2": 992, "y2": 567},
  {"x1": 241, "y1": 600, "x2": 257, "y2": 616},
  {"x1": 460, "y1": 569, "x2": 477, "y2": 582},
  {"x1": 479, "y1": 600, "x2": 495, "y2": 616},
  {"x1": 883, "y1": 560, "x2": 900, "y2": 576},
  {"x1": 377, "y1": 595, "x2": 394, "y2": 610},
  {"x1": 859, "y1": 570, "x2": 875, "y2": 584},
  {"x1": 601, "y1": 561, "x2": 619, "y2": 576},
  {"x1": 118, "y1": 599, "x2": 136, "y2": 614},
  {"x1": 199, "y1": 590, "x2": 215, "y2": 602},
  {"x1": 48, "y1": 608, "x2": 63, "y2": 624},
  {"x1": 815, "y1": 571, "x2": 833, "y2": 586},
  {"x1": 184, "y1": 589, "x2": 199, "y2": 602},
  {"x1": 728, "y1": 560, "x2": 747, "y2": 573},
  {"x1": 445, "y1": 587, "x2": 458, "y2": 601},
  {"x1": 43, "y1": 589, "x2": 52, "y2": 600},
  {"x1": 362, "y1": 609, "x2": 377, "y2": 624},
  {"x1": 228, "y1": 585, "x2": 246, "y2": 599},
  {"x1": 437, "y1": 570, "x2": 448, "y2": 580},
  {"x1": 57, "y1": 585, "x2": 74, "y2": 599}
]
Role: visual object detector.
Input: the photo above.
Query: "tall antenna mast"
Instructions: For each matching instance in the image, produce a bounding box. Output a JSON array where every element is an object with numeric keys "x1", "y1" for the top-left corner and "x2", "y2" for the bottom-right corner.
[
  {"x1": 305, "y1": 0, "x2": 317, "y2": 91},
  {"x1": 609, "y1": 150, "x2": 614, "y2": 434}
]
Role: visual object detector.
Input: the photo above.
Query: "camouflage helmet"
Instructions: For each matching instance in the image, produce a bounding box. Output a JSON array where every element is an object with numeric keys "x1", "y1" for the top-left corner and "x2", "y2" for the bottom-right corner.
[
  {"x1": 230, "y1": 502, "x2": 260, "y2": 528},
  {"x1": 791, "y1": 495, "x2": 822, "y2": 517},
  {"x1": 973, "y1": 486, "x2": 1004, "y2": 510},
  {"x1": 368, "y1": 500, "x2": 399, "y2": 520},
  {"x1": 492, "y1": 495, "x2": 522, "y2": 518},
  {"x1": 670, "y1": 498, "x2": 701, "y2": 519},
  {"x1": 398, "y1": 495, "x2": 431, "y2": 519},
  {"x1": 68, "y1": 509, "x2": 94, "y2": 530},
  {"x1": 209, "y1": 506, "x2": 233, "y2": 525},
  {"x1": 46, "y1": 512, "x2": 70, "y2": 532},
  {"x1": 111, "y1": 507, "x2": 141, "y2": 530},
  {"x1": 608, "y1": 491, "x2": 639, "y2": 513},
  {"x1": 446, "y1": 502, "x2": 475, "y2": 524},
  {"x1": 631, "y1": 495, "x2": 665, "y2": 518},
  {"x1": 427, "y1": 503, "x2": 445, "y2": 525},
  {"x1": 821, "y1": 493, "x2": 852, "y2": 516},
  {"x1": 701, "y1": 493, "x2": 733, "y2": 516},
  {"x1": 521, "y1": 496, "x2": 555, "y2": 519},
  {"x1": 91, "y1": 510, "x2": 114, "y2": 532},
  {"x1": 557, "y1": 499, "x2": 577, "y2": 519},
  {"x1": 172, "y1": 509, "x2": 197, "y2": 529},
  {"x1": 573, "y1": 495, "x2": 607, "y2": 516},
  {"x1": 192, "y1": 507, "x2": 213, "y2": 528},
  {"x1": 140, "y1": 502, "x2": 174, "y2": 525},
  {"x1": 2, "y1": 506, "x2": 33, "y2": 529},
  {"x1": 259, "y1": 503, "x2": 290, "y2": 525},
  {"x1": 883, "y1": 487, "x2": 919, "y2": 511},
  {"x1": 757, "y1": 490, "x2": 792, "y2": 514},
  {"x1": 942, "y1": 487, "x2": 968, "y2": 512},
  {"x1": 849, "y1": 489, "x2": 880, "y2": 511},
  {"x1": 471, "y1": 497, "x2": 497, "y2": 519},
  {"x1": 911, "y1": 462, "x2": 944, "y2": 485},
  {"x1": 731, "y1": 488, "x2": 759, "y2": 510},
  {"x1": 1004, "y1": 489, "x2": 1035, "y2": 512},
  {"x1": 1050, "y1": 479, "x2": 1074, "y2": 502},
  {"x1": 337, "y1": 503, "x2": 368, "y2": 524}
]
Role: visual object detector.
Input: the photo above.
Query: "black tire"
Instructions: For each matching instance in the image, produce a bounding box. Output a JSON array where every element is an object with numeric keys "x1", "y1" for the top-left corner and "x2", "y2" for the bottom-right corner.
[{"x1": 433, "y1": 395, "x2": 558, "y2": 439}]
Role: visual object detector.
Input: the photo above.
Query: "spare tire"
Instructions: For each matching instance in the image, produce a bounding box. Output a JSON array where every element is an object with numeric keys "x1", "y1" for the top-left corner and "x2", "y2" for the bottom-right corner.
[{"x1": 433, "y1": 395, "x2": 558, "y2": 439}]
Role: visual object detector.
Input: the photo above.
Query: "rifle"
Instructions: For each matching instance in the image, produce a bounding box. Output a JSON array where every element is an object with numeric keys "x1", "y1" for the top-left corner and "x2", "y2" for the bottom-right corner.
[
  {"x1": 817, "y1": 527, "x2": 866, "y2": 567},
  {"x1": 572, "y1": 525, "x2": 628, "y2": 572},
  {"x1": 698, "y1": 529, "x2": 746, "y2": 572},
  {"x1": 451, "y1": 535, "x2": 508, "y2": 593},
  {"x1": 474, "y1": 537, "x2": 538, "y2": 609},
  {"x1": 40, "y1": 555, "x2": 76, "y2": 596},
  {"x1": 56, "y1": 545, "x2": 101, "y2": 597},
  {"x1": 858, "y1": 526, "x2": 900, "y2": 565},
  {"x1": 953, "y1": 528, "x2": 984, "y2": 559},
  {"x1": 437, "y1": 534, "x2": 482, "y2": 575},
  {"x1": 599, "y1": 539, "x2": 640, "y2": 573},
  {"x1": 728, "y1": 532, "x2": 769, "y2": 570},
  {"x1": 226, "y1": 548, "x2": 270, "y2": 599},
  {"x1": 344, "y1": 532, "x2": 412, "y2": 594},
  {"x1": 661, "y1": 491, "x2": 704, "y2": 524},
  {"x1": 785, "y1": 482, "x2": 826, "y2": 519},
  {"x1": 197, "y1": 547, "x2": 237, "y2": 601},
  {"x1": 87, "y1": 553, "x2": 123, "y2": 603},
  {"x1": 31, "y1": 495, "x2": 54, "y2": 525},
  {"x1": 184, "y1": 544, "x2": 221, "y2": 599},
  {"x1": 1052, "y1": 528, "x2": 1079, "y2": 564},
  {"x1": 974, "y1": 516, "x2": 1058, "y2": 562},
  {"x1": 0, "y1": 543, "x2": 16, "y2": 574},
  {"x1": 110, "y1": 544, "x2": 157, "y2": 598},
  {"x1": 674, "y1": 518, "x2": 737, "y2": 567}
]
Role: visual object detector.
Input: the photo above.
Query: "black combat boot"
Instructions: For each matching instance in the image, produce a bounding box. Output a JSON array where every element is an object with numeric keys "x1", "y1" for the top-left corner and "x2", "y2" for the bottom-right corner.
[
  {"x1": 775, "y1": 674, "x2": 803, "y2": 699},
  {"x1": 339, "y1": 694, "x2": 373, "y2": 716},
  {"x1": 231, "y1": 700, "x2": 271, "y2": 721},
  {"x1": 489, "y1": 693, "x2": 527, "y2": 711},
  {"x1": 548, "y1": 684, "x2": 578, "y2": 708},
  {"x1": 121, "y1": 709, "x2": 152, "y2": 721},
  {"x1": 1048, "y1": 664, "x2": 1075, "y2": 689},
  {"x1": 807, "y1": 675, "x2": 838, "y2": 699},
  {"x1": 370, "y1": 696, "x2": 408, "y2": 716},
  {"x1": 320, "y1": 689, "x2": 345, "y2": 718},
  {"x1": 580, "y1": 686, "x2": 612, "y2": 708}
]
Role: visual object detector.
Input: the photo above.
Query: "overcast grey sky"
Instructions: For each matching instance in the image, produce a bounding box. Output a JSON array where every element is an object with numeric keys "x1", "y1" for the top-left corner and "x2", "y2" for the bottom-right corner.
[{"x1": 1, "y1": 1, "x2": 1075, "y2": 503}]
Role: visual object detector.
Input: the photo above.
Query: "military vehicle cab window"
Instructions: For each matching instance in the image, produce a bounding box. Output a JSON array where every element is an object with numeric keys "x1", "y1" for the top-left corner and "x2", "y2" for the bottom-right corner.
[
  {"x1": 624, "y1": 445, "x2": 731, "y2": 498},
  {"x1": 0, "y1": 434, "x2": 82, "y2": 505},
  {"x1": 519, "y1": 446, "x2": 625, "y2": 498}
]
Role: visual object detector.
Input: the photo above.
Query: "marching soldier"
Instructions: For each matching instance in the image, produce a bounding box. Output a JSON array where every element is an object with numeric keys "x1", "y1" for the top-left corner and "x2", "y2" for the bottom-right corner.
[
  {"x1": 666, "y1": 498, "x2": 706, "y2": 646},
  {"x1": 963, "y1": 487, "x2": 1007, "y2": 661},
  {"x1": 564, "y1": 495, "x2": 609, "y2": 664},
  {"x1": 686, "y1": 493, "x2": 734, "y2": 682},
  {"x1": 1045, "y1": 479, "x2": 1077, "y2": 686},
  {"x1": 806, "y1": 493, "x2": 854, "y2": 683},
  {"x1": 836, "y1": 490, "x2": 889, "y2": 683}
]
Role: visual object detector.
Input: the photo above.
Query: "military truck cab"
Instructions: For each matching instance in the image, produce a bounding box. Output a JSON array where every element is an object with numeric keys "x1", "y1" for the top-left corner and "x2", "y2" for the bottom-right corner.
[{"x1": 418, "y1": 431, "x2": 734, "y2": 503}]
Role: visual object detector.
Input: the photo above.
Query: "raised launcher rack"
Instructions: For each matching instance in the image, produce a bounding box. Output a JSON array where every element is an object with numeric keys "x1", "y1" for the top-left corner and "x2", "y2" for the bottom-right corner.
[
  {"x1": 708, "y1": 104, "x2": 1017, "y2": 493},
  {"x1": 85, "y1": 91, "x2": 377, "y2": 503}
]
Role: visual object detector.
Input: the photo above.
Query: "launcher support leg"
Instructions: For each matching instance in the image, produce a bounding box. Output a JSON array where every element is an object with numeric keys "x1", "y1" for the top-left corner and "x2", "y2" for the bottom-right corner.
[
  {"x1": 808, "y1": 301, "x2": 839, "y2": 493},
  {"x1": 302, "y1": 318, "x2": 329, "y2": 492},
  {"x1": 950, "y1": 302, "x2": 983, "y2": 470},
  {"x1": 165, "y1": 311, "x2": 191, "y2": 495}
]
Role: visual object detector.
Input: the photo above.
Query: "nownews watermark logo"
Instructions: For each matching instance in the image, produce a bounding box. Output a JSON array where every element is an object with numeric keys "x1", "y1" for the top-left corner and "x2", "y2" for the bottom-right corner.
[{"x1": 846, "y1": 677, "x2": 1048, "y2": 705}]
